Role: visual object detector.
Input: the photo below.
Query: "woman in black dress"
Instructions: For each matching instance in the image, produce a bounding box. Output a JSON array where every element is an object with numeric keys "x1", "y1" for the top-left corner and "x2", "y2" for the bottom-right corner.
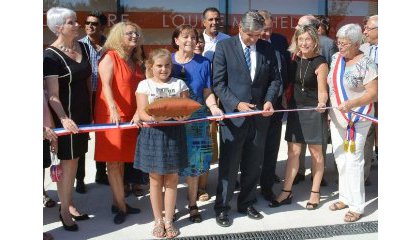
[
  {"x1": 270, "y1": 25, "x2": 328, "y2": 210},
  {"x1": 44, "y1": 7, "x2": 91, "y2": 231}
]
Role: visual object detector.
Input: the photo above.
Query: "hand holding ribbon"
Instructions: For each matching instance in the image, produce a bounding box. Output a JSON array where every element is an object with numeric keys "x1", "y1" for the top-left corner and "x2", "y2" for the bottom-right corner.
[
  {"x1": 130, "y1": 114, "x2": 143, "y2": 128},
  {"x1": 337, "y1": 100, "x2": 353, "y2": 113},
  {"x1": 262, "y1": 101, "x2": 274, "y2": 117},
  {"x1": 209, "y1": 105, "x2": 224, "y2": 121},
  {"x1": 60, "y1": 118, "x2": 79, "y2": 134},
  {"x1": 316, "y1": 102, "x2": 327, "y2": 113}
]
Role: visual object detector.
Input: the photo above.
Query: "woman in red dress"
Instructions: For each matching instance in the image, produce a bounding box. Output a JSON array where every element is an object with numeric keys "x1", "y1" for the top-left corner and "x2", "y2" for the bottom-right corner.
[{"x1": 95, "y1": 21, "x2": 145, "y2": 224}]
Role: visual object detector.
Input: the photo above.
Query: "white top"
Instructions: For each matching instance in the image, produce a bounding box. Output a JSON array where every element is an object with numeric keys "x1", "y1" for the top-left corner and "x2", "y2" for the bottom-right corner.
[
  {"x1": 360, "y1": 42, "x2": 378, "y2": 65},
  {"x1": 327, "y1": 53, "x2": 378, "y2": 128},
  {"x1": 136, "y1": 77, "x2": 189, "y2": 104},
  {"x1": 203, "y1": 31, "x2": 230, "y2": 61},
  {"x1": 239, "y1": 35, "x2": 257, "y2": 81}
]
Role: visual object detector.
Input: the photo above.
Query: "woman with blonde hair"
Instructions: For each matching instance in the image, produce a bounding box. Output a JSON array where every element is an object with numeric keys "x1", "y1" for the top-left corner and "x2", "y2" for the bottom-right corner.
[
  {"x1": 94, "y1": 21, "x2": 144, "y2": 224},
  {"x1": 270, "y1": 25, "x2": 328, "y2": 210},
  {"x1": 133, "y1": 48, "x2": 190, "y2": 238}
]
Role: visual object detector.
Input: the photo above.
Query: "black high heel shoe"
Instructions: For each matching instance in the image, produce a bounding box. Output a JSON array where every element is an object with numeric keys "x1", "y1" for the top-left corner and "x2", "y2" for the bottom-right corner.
[
  {"x1": 306, "y1": 190, "x2": 320, "y2": 210},
  {"x1": 60, "y1": 206, "x2": 90, "y2": 221},
  {"x1": 269, "y1": 189, "x2": 293, "y2": 208},
  {"x1": 59, "y1": 213, "x2": 78, "y2": 231},
  {"x1": 71, "y1": 213, "x2": 90, "y2": 221}
]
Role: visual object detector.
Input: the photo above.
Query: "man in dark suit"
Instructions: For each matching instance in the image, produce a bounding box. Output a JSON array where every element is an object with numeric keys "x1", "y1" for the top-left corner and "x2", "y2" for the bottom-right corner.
[
  {"x1": 212, "y1": 10, "x2": 281, "y2": 227},
  {"x1": 257, "y1": 10, "x2": 289, "y2": 202}
]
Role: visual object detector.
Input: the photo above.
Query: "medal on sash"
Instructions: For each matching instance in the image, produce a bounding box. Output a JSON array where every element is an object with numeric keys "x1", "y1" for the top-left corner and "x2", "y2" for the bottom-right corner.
[{"x1": 332, "y1": 54, "x2": 372, "y2": 153}]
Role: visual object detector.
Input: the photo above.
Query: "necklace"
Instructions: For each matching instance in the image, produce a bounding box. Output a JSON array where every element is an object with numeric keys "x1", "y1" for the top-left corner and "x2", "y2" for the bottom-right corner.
[
  {"x1": 59, "y1": 44, "x2": 76, "y2": 53},
  {"x1": 175, "y1": 52, "x2": 192, "y2": 80},
  {"x1": 299, "y1": 57, "x2": 311, "y2": 92}
]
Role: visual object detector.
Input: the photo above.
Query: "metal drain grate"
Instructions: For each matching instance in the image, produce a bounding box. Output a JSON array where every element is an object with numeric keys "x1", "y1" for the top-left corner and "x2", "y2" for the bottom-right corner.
[{"x1": 177, "y1": 221, "x2": 378, "y2": 240}]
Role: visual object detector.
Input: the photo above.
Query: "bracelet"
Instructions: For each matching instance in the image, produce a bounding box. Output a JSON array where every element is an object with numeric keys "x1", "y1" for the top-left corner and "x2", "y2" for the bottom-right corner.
[{"x1": 208, "y1": 104, "x2": 218, "y2": 108}]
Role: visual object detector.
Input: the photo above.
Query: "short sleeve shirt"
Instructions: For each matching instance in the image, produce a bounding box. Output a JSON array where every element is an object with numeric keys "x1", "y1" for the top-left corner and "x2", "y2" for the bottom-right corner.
[
  {"x1": 136, "y1": 77, "x2": 189, "y2": 104},
  {"x1": 327, "y1": 53, "x2": 378, "y2": 127},
  {"x1": 171, "y1": 53, "x2": 212, "y2": 105}
]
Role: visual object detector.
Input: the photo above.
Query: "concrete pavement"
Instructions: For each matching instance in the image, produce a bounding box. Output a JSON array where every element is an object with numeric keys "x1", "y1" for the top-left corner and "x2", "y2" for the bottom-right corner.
[{"x1": 43, "y1": 122, "x2": 378, "y2": 239}]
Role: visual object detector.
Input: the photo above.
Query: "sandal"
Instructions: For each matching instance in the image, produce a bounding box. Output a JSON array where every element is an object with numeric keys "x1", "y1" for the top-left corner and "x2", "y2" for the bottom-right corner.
[
  {"x1": 43, "y1": 195, "x2": 56, "y2": 208},
  {"x1": 329, "y1": 201, "x2": 348, "y2": 211},
  {"x1": 164, "y1": 218, "x2": 180, "y2": 239},
  {"x1": 344, "y1": 211, "x2": 362, "y2": 222},
  {"x1": 188, "y1": 205, "x2": 202, "y2": 223},
  {"x1": 132, "y1": 184, "x2": 143, "y2": 197},
  {"x1": 152, "y1": 218, "x2": 165, "y2": 238},
  {"x1": 269, "y1": 189, "x2": 293, "y2": 208},
  {"x1": 306, "y1": 191, "x2": 320, "y2": 210},
  {"x1": 197, "y1": 189, "x2": 209, "y2": 202}
]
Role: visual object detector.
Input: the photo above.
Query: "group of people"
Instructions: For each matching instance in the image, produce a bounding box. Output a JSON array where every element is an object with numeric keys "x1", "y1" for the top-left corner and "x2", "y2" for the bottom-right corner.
[{"x1": 43, "y1": 6, "x2": 378, "y2": 239}]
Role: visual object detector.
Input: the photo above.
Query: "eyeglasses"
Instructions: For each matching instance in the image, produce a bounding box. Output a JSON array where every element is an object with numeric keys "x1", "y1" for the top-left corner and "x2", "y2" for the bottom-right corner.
[
  {"x1": 85, "y1": 21, "x2": 99, "y2": 26},
  {"x1": 125, "y1": 31, "x2": 141, "y2": 37},
  {"x1": 364, "y1": 26, "x2": 378, "y2": 32},
  {"x1": 337, "y1": 41, "x2": 352, "y2": 47},
  {"x1": 65, "y1": 20, "x2": 79, "y2": 26}
]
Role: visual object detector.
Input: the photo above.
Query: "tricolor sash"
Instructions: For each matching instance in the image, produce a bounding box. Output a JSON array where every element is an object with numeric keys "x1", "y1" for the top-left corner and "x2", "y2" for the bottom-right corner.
[{"x1": 332, "y1": 54, "x2": 372, "y2": 153}]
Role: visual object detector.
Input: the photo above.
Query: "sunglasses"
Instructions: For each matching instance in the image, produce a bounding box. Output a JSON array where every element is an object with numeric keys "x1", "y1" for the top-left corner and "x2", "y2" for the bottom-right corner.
[{"x1": 85, "y1": 21, "x2": 99, "y2": 26}]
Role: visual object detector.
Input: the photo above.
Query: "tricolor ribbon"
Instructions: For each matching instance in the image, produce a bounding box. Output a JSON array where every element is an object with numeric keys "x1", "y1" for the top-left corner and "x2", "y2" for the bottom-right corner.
[
  {"x1": 332, "y1": 54, "x2": 373, "y2": 153},
  {"x1": 54, "y1": 107, "x2": 334, "y2": 136},
  {"x1": 54, "y1": 106, "x2": 378, "y2": 136},
  {"x1": 350, "y1": 110, "x2": 378, "y2": 124}
]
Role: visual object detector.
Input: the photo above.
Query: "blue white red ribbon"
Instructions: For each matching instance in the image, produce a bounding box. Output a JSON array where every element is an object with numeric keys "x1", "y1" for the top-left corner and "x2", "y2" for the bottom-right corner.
[
  {"x1": 54, "y1": 106, "x2": 378, "y2": 136},
  {"x1": 350, "y1": 110, "x2": 378, "y2": 124},
  {"x1": 54, "y1": 107, "x2": 331, "y2": 136}
]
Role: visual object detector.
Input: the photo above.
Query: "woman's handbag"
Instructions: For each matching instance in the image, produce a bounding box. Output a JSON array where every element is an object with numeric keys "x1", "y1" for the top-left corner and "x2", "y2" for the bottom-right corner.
[{"x1": 50, "y1": 153, "x2": 63, "y2": 182}]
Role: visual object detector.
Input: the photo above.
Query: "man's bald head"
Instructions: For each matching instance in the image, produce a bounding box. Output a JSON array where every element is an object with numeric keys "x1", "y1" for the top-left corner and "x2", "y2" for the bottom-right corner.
[{"x1": 296, "y1": 15, "x2": 320, "y2": 30}]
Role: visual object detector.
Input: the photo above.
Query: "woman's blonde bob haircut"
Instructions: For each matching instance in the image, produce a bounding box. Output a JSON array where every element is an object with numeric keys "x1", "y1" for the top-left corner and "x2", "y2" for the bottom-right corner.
[
  {"x1": 288, "y1": 25, "x2": 321, "y2": 55},
  {"x1": 144, "y1": 48, "x2": 172, "y2": 79},
  {"x1": 103, "y1": 21, "x2": 144, "y2": 63}
]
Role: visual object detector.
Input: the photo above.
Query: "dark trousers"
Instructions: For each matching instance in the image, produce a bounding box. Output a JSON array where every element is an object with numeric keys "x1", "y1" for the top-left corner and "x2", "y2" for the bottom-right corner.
[
  {"x1": 75, "y1": 91, "x2": 107, "y2": 182},
  {"x1": 214, "y1": 117, "x2": 269, "y2": 214},
  {"x1": 124, "y1": 162, "x2": 149, "y2": 185},
  {"x1": 76, "y1": 154, "x2": 85, "y2": 182},
  {"x1": 259, "y1": 113, "x2": 283, "y2": 191},
  {"x1": 95, "y1": 162, "x2": 107, "y2": 180}
]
